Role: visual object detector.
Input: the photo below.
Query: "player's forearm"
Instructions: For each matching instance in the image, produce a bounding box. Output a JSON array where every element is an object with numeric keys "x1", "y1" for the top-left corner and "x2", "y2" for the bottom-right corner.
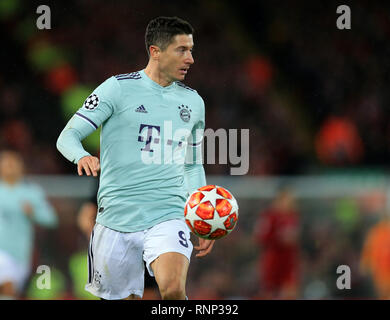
[
  {"x1": 57, "y1": 116, "x2": 95, "y2": 164},
  {"x1": 57, "y1": 128, "x2": 91, "y2": 164},
  {"x1": 33, "y1": 203, "x2": 58, "y2": 228},
  {"x1": 28, "y1": 188, "x2": 58, "y2": 227},
  {"x1": 184, "y1": 163, "x2": 206, "y2": 194}
]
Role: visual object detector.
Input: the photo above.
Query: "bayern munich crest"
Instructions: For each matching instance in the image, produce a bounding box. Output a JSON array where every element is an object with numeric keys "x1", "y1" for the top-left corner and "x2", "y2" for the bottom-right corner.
[
  {"x1": 83, "y1": 94, "x2": 100, "y2": 110},
  {"x1": 178, "y1": 104, "x2": 191, "y2": 122}
]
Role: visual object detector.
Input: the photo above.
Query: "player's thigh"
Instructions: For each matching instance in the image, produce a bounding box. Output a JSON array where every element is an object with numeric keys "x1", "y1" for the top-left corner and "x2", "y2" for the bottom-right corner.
[
  {"x1": 143, "y1": 219, "x2": 193, "y2": 288},
  {"x1": 0, "y1": 250, "x2": 29, "y2": 296},
  {"x1": 124, "y1": 294, "x2": 142, "y2": 300},
  {"x1": 150, "y1": 252, "x2": 189, "y2": 292}
]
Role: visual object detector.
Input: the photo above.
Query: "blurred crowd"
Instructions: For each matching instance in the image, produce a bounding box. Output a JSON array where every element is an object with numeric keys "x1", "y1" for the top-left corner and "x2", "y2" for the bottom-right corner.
[
  {"x1": 1, "y1": 1, "x2": 389, "y2": 175},
  {"x1": 0, "y1": 0, "x2": 389, "y2": 299}
]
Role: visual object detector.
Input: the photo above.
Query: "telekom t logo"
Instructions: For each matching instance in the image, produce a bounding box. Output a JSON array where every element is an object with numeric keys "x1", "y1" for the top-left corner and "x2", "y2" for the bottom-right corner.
[
  {"x1": 138, "y1": 122, "x2": 188, "y2": 165},
  {"x1": 138, "y1": 124, "x2": 161, "y2": 152}
]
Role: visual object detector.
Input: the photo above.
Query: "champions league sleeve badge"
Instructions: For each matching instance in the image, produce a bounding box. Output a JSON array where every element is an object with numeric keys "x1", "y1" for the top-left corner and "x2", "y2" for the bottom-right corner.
[
  {"x1": 83, "y1": 93, "x2": 100, "y2": 110},
  {"x1": 178, "y1": 105, "x2": 192, "y2": 122}
]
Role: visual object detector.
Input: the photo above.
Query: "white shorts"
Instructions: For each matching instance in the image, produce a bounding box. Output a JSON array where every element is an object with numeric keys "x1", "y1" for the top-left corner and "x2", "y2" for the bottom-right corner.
[
  {"x1": 0, "y1": 249, "x2": 30, "y2": 293},
  {"x1": 85, "y1": 218, "x2": 193, "y2": 300}
]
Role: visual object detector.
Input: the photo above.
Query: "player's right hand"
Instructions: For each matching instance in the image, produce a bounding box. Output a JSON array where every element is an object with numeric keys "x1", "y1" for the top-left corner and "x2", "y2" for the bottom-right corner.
[
  {"x1": 77, "y1": 156, "x2": 100, "y2": 177},
  {"x1": 194, "y1": 238, "x2": 215, "y2": 258}
]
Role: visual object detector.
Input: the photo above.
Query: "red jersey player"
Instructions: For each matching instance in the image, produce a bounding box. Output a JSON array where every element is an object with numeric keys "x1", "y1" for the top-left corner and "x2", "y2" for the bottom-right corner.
[{"x1": 254, "y1": 188, "x2": 300, "y2": 299}]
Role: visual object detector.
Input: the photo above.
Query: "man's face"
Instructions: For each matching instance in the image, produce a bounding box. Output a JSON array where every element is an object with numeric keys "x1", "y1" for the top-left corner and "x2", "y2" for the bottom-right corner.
[
  {"x1": 0, "y1": 152, "x2": 24, "y2": 182},
  {"x1": 158, "y1": 34, "x2": 194, "y2": 82}
]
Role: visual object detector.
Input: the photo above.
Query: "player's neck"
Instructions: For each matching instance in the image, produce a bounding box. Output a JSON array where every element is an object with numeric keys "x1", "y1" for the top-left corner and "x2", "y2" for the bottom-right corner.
[
  {"x1": 2, "y1": 176, "x2": 21, "y2": 186},
  {"x1": 144, "y1": 64, "x2": 173, "y2": 87},
  {"x1": 3, "y1": 179, "x2": 20, "y2": 188}
]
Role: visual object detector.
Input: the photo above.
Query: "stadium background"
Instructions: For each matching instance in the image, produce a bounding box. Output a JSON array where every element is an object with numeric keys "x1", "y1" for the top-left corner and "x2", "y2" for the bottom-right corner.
[{"x1": 1, "y1": 0, "x2": 390, "y2": 299}]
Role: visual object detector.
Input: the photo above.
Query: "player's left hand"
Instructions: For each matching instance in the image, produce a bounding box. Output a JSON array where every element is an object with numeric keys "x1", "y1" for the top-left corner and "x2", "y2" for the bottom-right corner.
[
  {"x1": 194, "y1": 238, "x2": 215, "y2": 258},
  {"x1": 23, "y1": 202, "x2": 34, "y2": 218}
]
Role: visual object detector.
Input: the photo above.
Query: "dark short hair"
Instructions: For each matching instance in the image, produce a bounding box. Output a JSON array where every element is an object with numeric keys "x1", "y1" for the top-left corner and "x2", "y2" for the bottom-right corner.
[{"x1": 145, "y1": 16, "x2": 194, "y2": 56}]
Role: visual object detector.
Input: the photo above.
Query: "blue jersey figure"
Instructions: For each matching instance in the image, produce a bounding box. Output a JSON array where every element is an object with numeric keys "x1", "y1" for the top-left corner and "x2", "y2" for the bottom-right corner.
[
  {"x1": 0, "y1": 151, "x2": 58, "y2": 299},
  {"x1": 58, "y1": 72, "x2": 205, "y2": 232},
  {"x1": 57, "y1": 17, "x2": 215, "y2": 300}
]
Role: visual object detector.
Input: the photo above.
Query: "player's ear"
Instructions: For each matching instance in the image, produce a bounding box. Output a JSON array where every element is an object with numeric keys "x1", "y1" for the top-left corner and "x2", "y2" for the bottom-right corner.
[{"x1": 149, "y1": 45, "x2": 161, "y2": 60}]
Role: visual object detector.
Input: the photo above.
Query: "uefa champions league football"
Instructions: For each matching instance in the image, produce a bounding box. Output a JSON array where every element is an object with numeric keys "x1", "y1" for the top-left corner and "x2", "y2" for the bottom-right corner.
[{"x1": 184, "y1": 185, "x2": 239, "y2": 240}]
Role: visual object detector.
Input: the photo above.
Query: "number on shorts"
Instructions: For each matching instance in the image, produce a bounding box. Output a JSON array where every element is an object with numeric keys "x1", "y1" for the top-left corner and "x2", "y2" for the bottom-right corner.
[{"x1": 178, "y1": 231, "x2": 188, "y2": 248}]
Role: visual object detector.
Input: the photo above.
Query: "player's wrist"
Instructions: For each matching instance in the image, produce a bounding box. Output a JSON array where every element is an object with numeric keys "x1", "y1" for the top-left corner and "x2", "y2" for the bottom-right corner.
[
  {"x1": 76, "y1": 153, "x2": 92, "y2": 164},
  {"x1": 24, "y1": 210, "x2": 35, "y2": 220}
]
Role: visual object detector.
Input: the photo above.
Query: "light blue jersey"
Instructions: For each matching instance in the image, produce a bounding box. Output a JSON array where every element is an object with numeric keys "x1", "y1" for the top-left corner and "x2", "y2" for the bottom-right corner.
[
  {"x1": 0, "y1": 181, "x2": 58, "y2": 267},
  {"x1": 57, "y1": 70, "x2": 206, "y2": 232}
]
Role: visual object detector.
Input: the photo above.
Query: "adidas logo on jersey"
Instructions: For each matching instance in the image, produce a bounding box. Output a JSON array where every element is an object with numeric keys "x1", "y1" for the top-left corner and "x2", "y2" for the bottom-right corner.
[{"x1": 135, "y1": 105, "x2": 148, "y2": 113}]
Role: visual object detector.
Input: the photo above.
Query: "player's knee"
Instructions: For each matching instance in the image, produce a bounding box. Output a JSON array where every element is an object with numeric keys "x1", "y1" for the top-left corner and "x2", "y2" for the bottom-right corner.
[{"x1": 160, "y1": 283, "x2": 185, "y2": 300}]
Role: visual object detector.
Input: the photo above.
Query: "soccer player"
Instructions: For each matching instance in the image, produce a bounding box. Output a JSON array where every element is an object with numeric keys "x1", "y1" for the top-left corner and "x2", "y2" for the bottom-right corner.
[
  {"x1": 56, "y1": 16, "x2": 214, "y2": 300},
  {"x1": 254, "y1": 188, "x2": 300, "y2": 299},
  {"x1": 0, "y1": 150, "x2": 58, "y2": 299}
]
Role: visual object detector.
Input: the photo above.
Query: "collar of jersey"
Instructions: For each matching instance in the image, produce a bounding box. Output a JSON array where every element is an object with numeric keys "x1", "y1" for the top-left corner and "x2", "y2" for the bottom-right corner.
[{"x1": 140, "y1": 69, "x2": 176, "y2": 92}]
